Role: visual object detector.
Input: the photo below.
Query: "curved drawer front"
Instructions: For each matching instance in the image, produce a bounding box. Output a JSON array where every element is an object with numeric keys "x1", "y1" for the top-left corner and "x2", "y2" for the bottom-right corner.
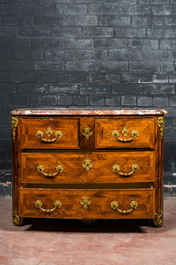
[
  {"x1": 18, "y1": 188, "x2": 155, "y2": 219},
  {"x1": 95, "y1": 118, "x2": 155, "y2": 149},
  {"x1": 20, "y1": 118, "x2": 79, "y2": 149},
  {"x1": 21, "y1": 152, "x2": 155, "y2": 184}
]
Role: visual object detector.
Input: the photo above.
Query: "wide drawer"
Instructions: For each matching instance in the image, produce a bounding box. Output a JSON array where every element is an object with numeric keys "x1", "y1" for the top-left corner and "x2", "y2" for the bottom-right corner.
[
  {"x1": 20, "y1": 118, "x2": 79, "y2": 149},
  {"x1": 18, "y1": 188, "x2": 155, "y2": 219},
  {"x1": 21, "y1": 151, "x2": 155, "y2": 184},
  {"x1": 95, "y1": 118, "x2": 155, "y2": 149}
]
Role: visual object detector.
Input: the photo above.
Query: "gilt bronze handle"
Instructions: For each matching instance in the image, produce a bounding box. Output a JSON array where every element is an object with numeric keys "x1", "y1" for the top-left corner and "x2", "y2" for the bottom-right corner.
[
  {"x1": 112, "y1": 127, "x2": 139, "y2": 142},
  {"x1": 112, "y1": 163, "x2": 139, "y2": 177},
  {"x1": 36, "y1": 127, "x2": 63, "y2": 143},
  {"x1": 35, "y1": 200, "x2": 62, "y2": 213},
  {"x1": 110, "y1": 200, "x2": 138, "y2": 214},
  {"x1": 82, "y1": 126, "x2": 93, "y2": 140},
  {"x1": 37, "y1": 164, "x2": 64, "y2": 178},
  {"x1": 82, "y1": 158, "x2": 94, "y2": 173},
  {"x1": 80, "y1": 196, "x2": 92, "y2": 210}
]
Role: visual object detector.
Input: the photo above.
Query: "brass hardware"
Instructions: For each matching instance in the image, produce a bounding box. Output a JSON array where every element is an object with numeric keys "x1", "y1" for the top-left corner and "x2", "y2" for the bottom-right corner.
[
  {"x1": 155, "y1": 211, "x2": 163, "y2": 227},
  {"x1": 80, "y1": 196, "x2": 92, "y2": 210},
  {"x1": 112, "y1": 163, "x2": 139, "y2": 176},
  {"x1": 112, "y1": 128, "x2": 139, "y2": 142},
  {"x1": 82, "y1": 126, "x2": 93, "y2": 140},
  {"x1": 110, "y1": 200, "x2": 138, "y2": 214},
  {"x1": 35, "y1": 200, "x2": 62, "y2": 213},
  {"x1": 36, "y1": 127, "x2": 63, "y2": 143},
  {"x1": 157, "y1": 117, "x2": 164, "y2": 140},
  {"x1": 37, "y1": 164, "x2": 64, "y2": 178},
  {"x1": 11, "y1": 116, "x2": 18, "y2": 141},
  {"x1": 82, "y1": 158, "x2": 94, "y2": 173},
  {"x1": 11, "y1": 210, "x2": 20, "y2": 226}
]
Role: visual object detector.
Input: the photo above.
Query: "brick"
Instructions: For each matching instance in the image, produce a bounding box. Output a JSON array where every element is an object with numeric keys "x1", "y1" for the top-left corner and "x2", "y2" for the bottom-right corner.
[
  {"x1": 0, "y1": 26, "x2": 18, "y2": 36},
  {"x1": 139, "y1": 0, "x2": 169, "y2": 3},
  {"x1": 106, "y1": 73, "x2": 120, "y2": 83},
  {"x1": 134, "y1": 4, "x2": 151, "y2": 15},
  {"x1": 132, "y1": 17, "x2": 152, "y2": 27},
  {"x1": 4, "y1": 16, "x2": 33, "y2": 26},
  {"x1": 56, "y1": 4, "x2": 87, "y2": 15},
  {"x1": 151, "y1": 85, "x2": 175, "y2": 95},
  {"x1": 13, "y1": 49, "x2": 43, "y2": 60},
  {"x1": 23, "y1": 4, "x2": 57, "y2": 16},
  {"x1": 169, "y1": 74, "x2": 176, "y2": 83},
  {"x1": 0, "y1": 37, "x2": 30, "y2": 48},
  {"x1": 106, "y1": 95, "x2": 120, "y2": 106},
  {"x1": 62, "y1": 15, "x2": 98, "y2": 26},
  {"x1": 87, "y1": 4, "x2": 119, "y2": 15},
  {"x1": 169, "y1": 96, "x2": 176, "y2": 107},
  {"x1": 80, "y1": 84, "x2": 111, "y2": 95},
  {"x1": 99, "y1": 61, "x2": 128, "y2": 71},
  {"x1": 34, "y1": 61, "x2": 64, "y2": 71},
  {"x1": 130, "y1": 62, "x2": 160, "y2": 72},
  {"x1": 120, "y1": 4, "x2": 136, "y2": 15},
  {"x1": 32, "y1": 38, "x2": 63, "y2": 49},
  {"x1": 25, "y1": 71, "x2": 41, "y2": 82},
  {"x1": 160, "y1": 40, "x2": 176, "y2": 50},
  {"x1": 19, "y1": 27, "x2": 50, "y2": 37},
  {"x1": 100, "y1": 16, "x2": 130, "y2": 26},
  {"x1": 10, "y1": 72, "x2": 25, "y2": 82},
  {"x1": 0, "y1": 15, "x2": 2, "y2": 25},
  {"x1": 161, "y1": 63, "x2": 174, "y2": 73},
  {"x1": 42, "y1": 71, "x2": 58, "y2": 82},
  {"x1": 48, "y1": 84, "x2": 79, "y2": 94},
  {"x1": 16, "y1": 83, "x2": 47, "y2": 93},
  {"x1": 0, "y1": 4, "x2": 23, "y2": 15},
  {"x1": 115, "y1": 28, "x2": 146, "y2": 38},
  {"x1": 121, "y1": 95, "x2": 136, "y2": 106},
  {"x1": 9, "y1": 94, "x2": 26, "y2": 105},
  {"x1": 33, "y1": 16, "x2": 59, "y2": 26},
  {"x1": 93, "y1": 39, "x2": 127, "y2": 49},
  {"x1": 26, "y1": 94, "x2": 41, "y2": 106},
  {"x1": 0, "y1": 71, "x2": 10, "y2": 82},
  {"x1": 58, "y1": 95, "x2": 73, "y2": 105},
  {"x1": 147, "y1": 29, "x2": 176, "y2": 39},
  {"x1": 152, "y1": 74, "x2": 168, "y2": 84},
  {"x1": 153, "y1": 97, "x2": 168, "y2": 107},
  {"x1": 66, "y1": 61, "x2": 99, "y2": 71},
  {"x1": 3, "y1": 60, "x2": 33, "y2": 71},
  {"x1": 42, "y1": 95, "x2": 57, "y2": 105},
  {"x1": 120, "y1": 73, "x2": 137, "y2": 83},
  {"x1": 81, "y1": 27, "x2": 113, "y2": 38},
  {"x1": 137, "y1": 96, "x2": 152, "y2": 106},
  {"x1": 106, "y1": 0, "x2": 137, "y2": 3},
  {"x1": 90, "y1": 95, "x2": 105, "y2": 105},
  {"x1": 63, "y1": 39, "x2": 93, "y2": 49},
  {"x1": 74, "y1": 95, "x2": 89, "y2": 105},
  {"x1": 61, "y1": 50, "x2": 108, "y2": 61},
  {"x1": 128, "y1": 39, "x2": 159, "y2": 50},
  {"x1": 57, "y1": 71, "x2": 89, "y2": 83},
  {"x1": 0, "y1": 49, "x2": 12, "y2": 59}
]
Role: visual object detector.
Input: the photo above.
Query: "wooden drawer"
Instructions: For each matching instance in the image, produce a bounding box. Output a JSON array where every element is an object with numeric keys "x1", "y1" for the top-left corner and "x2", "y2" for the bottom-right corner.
[
  {"x1": 18, "y1": 188, "x2": 155, "y2": 219},
  {"x1": 21, "y1": 151, "x2": 155, "y2": 184},
  {"x1": 95, "y1": 118, "x2": 155, "y2": 149},
  {"x1": 20, "y1": 118, "x2": 79, "y2": 149}
]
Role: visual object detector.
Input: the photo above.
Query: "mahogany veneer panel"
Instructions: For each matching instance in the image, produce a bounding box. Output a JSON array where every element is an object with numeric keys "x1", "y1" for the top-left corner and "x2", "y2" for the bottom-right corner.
[
  {"x1": 18, "y1": 188, "x2": 155, "y2": 219},
  {"x1": 21, "y1": 152, "x2": 155, "y2": 184},
  {"x1": 20, "y1": 118, "x2": 79, "y2": 149},
  {"x1": 95, "y1": 118, "x2": 155, "y2": 149}
]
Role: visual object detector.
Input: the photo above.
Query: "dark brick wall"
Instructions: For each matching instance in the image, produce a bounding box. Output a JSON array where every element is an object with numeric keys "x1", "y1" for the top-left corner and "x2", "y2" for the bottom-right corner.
[{"x1": 0, "y1": 0, "x2": 176, "y2": 196}]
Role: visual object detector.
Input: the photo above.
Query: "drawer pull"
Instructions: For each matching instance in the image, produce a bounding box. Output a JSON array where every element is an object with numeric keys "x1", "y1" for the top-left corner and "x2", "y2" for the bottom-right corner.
[
  {"x1": 112, "y1": 127, "x2": 139, "y2": 142},
  {"x1": 82, "y1": 127, "x2": 93, "y2": 140},
  {"x1": 37, "y1": 164, "x2": 64, "y2": 178},
  {"x1": 110, "y1": 200, "x2": 138, "y2": 214},
  {"x1": 82, "y1": 158, "x2": 94, "y2": 172},
  {"x1": 35, "y1": 200, "x2": 62, "y2": 213},
  {"x1": 80, "y1": 196, "x2": 92, "y2": 210},
  {"x1": 36, "y1": 127, "x2": 63, "y2": 143},
  {"x1": 112, "y1": 163, "x2": 139, "y2": 176}
]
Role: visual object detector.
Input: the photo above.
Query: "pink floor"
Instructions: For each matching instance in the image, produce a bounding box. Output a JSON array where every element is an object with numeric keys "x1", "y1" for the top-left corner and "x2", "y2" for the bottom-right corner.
[{"x1": 0, "y1": 198, "x2": 176, "y2": 265}]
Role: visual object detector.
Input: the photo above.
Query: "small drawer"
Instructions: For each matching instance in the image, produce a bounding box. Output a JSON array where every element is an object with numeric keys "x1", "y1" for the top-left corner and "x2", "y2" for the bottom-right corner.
[
  {"x1": 20, "y1": 118, "x2": 79, "y2": 149},
  {"x1": 21, "y1": 151, "x2": 155, "y2": 184},
  {"x1": 18, "y1": 188, "x2": 155, "y2": 219},
  {"x1": 95, "y1": 118, "x2": 155, "y2": 149}
]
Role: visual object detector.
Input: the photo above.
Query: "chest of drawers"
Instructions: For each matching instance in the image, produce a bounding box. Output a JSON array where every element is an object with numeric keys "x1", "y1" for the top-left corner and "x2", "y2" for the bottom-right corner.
[{"x1": 11, "y1": 108, "x2": 167, "y2": 227}]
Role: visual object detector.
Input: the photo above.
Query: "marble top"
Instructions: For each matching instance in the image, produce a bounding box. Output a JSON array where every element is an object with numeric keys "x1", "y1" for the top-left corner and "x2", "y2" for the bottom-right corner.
[{"x1": 11, "y1": 108, "x2": 168, "y2": 116}]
